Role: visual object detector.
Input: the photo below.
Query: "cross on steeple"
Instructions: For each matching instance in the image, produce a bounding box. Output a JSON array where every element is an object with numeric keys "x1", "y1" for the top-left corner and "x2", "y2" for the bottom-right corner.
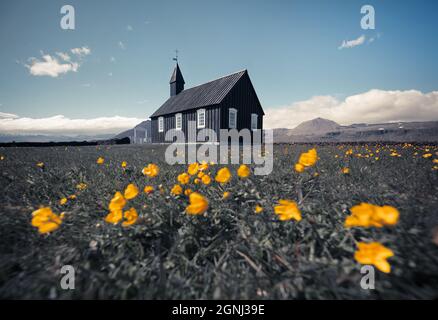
[{"x1": 173, "y1": 49, "x2": 178, "y2": 63}]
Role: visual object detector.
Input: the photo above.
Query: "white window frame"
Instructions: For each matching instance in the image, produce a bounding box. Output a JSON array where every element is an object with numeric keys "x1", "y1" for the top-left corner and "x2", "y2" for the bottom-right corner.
[
  {"x1": 158, "y1": 117, "x2": 164, "y2": 132},
  {"x1": 229, "y1": 108, "x2": 237, "y2": 129},
  {"x1": 175, "y1": 113, "x2": 182, "y2": 130},
  {"x1": 197, "y1": 108, "x2": 206, "y2": 129},
  {"x1": 251, "y1": 113, "x2": 258, "y2": 130}
]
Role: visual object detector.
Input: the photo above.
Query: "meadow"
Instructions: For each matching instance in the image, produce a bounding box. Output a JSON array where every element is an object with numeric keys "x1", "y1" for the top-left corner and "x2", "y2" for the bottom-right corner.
[{"x1": 0, "y1": 143, "x2": 437, "y2": 299}]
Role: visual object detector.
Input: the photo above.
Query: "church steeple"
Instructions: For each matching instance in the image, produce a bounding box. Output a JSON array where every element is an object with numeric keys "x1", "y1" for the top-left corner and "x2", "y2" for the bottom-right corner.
[{"x1": 170, "y1": 63, "x2": 185, "y2": 96}]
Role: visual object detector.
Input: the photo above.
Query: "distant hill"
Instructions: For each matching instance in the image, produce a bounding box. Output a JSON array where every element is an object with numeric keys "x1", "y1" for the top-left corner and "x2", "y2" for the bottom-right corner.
[
  {"x1": 0, "y1": 133, "x2": 114, "y2": 143},
  {"x1": 112, "y1": 117, "x2": 438, "y2": 144},
  {"x1": 0, "y1": 137, "x2": 130, "y2": 148},
  {"x1": 114, "y1": 120, "x2": 151, "y2": 143},
  {"x1": 289, "y1": 117, "x2": 341, "y2": 135},
  {"x1": 273, "y1": 118, "x2": 438, "y2": 143}
]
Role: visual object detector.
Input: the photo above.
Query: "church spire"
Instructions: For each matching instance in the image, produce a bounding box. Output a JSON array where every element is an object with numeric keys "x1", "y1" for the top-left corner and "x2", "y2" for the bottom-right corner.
[{"x1": 170, "y1": 51, "x2": 185, "y2": 96}]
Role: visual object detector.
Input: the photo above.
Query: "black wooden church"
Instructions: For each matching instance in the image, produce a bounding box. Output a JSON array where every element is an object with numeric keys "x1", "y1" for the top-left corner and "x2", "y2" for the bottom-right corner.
[{"x1": 150, "y1": 63, "x2": 264, "y2": 143}]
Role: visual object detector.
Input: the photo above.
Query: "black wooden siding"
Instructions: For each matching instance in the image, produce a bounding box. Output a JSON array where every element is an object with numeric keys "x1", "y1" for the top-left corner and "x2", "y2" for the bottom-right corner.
[
  {"x1": 219, "y1": 72, "x2": 264, "y2": 132},
  {"x1": 150, "y1": 72, "x2": 263, "y2": 143},
  {"x1": 151, "y1": 106, "x2": 221, "y2": 143}
]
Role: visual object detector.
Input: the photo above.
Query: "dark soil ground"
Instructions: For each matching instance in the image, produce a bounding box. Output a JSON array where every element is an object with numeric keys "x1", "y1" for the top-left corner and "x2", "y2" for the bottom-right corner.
[{"x1": 0, "y1": 143, "x2": 437, "y2": 299}]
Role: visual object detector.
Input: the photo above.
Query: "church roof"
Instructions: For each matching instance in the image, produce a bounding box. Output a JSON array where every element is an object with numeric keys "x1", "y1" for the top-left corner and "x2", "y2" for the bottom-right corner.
[{"x1": 151, "y1": 69, "x2": 247, "y2": 118}]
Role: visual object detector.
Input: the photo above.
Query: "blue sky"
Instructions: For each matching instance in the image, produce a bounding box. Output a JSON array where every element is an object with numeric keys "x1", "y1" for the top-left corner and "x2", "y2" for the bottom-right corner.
[{"x1": 1, "y1": 0, "x2": 438, "y2": 133}]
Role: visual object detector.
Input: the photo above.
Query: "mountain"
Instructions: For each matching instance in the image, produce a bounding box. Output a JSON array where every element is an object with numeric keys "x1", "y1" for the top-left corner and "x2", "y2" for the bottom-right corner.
[
  {"x1": 273, "y1": 118, "x2": 438, "y2": 143},
  {"x1": 289, "y1": 117, "x2": 341, "y2": 135},
  {"x1": 0, "y1": 133, "x2": 114, "y2": 143},
  {"x1": 114, "y1": 120, "x2": 151, "y2": 143},
  {"x1": 115, "y1": 117, "x2": 438, "y2": 143}
]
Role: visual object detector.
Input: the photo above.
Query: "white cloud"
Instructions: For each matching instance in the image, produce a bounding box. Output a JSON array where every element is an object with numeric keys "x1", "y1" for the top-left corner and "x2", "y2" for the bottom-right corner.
[
  {"x1": 24, "y1": 47, "x2": 90, "y2": 77},
  {"x1": 71, "y1": 46, "x2": 91, "y2": 57},
  {"x1": 136, "y1": 99, "x2": 148, "y2": 104},
  {"x1": 25, "y1": 54, "x2": 79, "y2": 77},
  {"x1": 126, "y1": 25, "x2": 133, "y2": 31},
  {"x1": 338, "y1": 35, "x2": 366, "y2": 49},
  {"x1": 0, "y1": 112, "x2": 18, "y2": 119},
  {"x1": 0, "y1": 115, "x2": 144, "y2": 135},
  {"x1": 118, "y1": 41, "x2": 126, "y2": 50},
  {"x1": 110, "y1": 56, "x2": 116, "y2": 62},
  {"x1": 264, "y1": 89, "x2": 438, "y2": 129},
  {"x1": 56, "y1": 52, "x2": 71, "y2": 62}
]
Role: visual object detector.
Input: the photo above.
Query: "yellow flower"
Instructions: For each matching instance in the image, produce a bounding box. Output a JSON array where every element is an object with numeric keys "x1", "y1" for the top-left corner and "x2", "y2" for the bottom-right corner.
[
  {"x1": 186, "y1": 192, "x2": 209, "y2": 215},
  {"x1": 345, "y1": 149, "x2": 353, "y2": 155},
  {"x1": 68, "y1": 195, "x2": 77, "y2": 200},
  {"x1": 121, "y1": 161, "x2": 127, "y2": 168},
  {"x1": 354, "y1": 242, "x2": 394, "y2": 273},
  {"x1": 237, "y1": 164, "x2": 251, "y2": 178},
  {"x1": 294, "y1": 148, "x2": 318, "y2": 173},
  {"x1": 142, "y1": 163, "x2": 160, "y2": 177},
  {"x1": 222, "y1": 191, "x2": 231, "y2": 199},
  {"x1": 31, "y1": 207, "x2": 63, "y2": 234},
  {"x1": 374, "y1": 205, "x2": 400, "y2": 226},
  {"x1": 194, "y1": 178, "x2": 200, "y2": 184},
  {"x1": 197, "y1": 171, "x2": 205, "y2": 178},
  {"x1": 122, "y1": 208, "x2": 138, "y2": 227},
  {"x1": 60, "y1": 198, "x2": 68, "y2": 205},
  {"x1": 109, "y1": 191, "x2": 126, "y2": 212},
  {"x1": 433, "y1": 159, "x2": 438, "y2": 164},
  {"x1": 201, "y1": 174, "x2": 211, "y2": 185},
  {"x1": 342, "y1": 167, "x2": 350, "y2": 174},
  {"x1": 345, "y1": 203, "x2": 375, "y2": 228},
  {"x1": 184, "y1": 188, "x2": 192, "y2": 196},
  {"x1": 170, "y1": 184, "x2": 183, "y2": 195},
  {"x1": 0, "y1": 155, "x2": 4, "y2": 160},
  {"x1": 188, "y1": 163, "x2": 199, "y2": 175},
  {"x1": 76, "y1": 183, "x2": 87, "y2": 191},
  {"x1": 294, "y1": 163, "x2": 305, "y2": 173},
  {"x1": 36, "y1": 162, "x2": 45, "y2": 168},
  {"x1": 97, "y1": 157, "x2": 104, "y2": 164},
  {"x1": 344, "y1": 203, "x2": 399, "y2": 228},
  {"x1": 375, "y1": 157, "x2": 379, "y2": 161},
  {"x1": 423, "y1": 153, "x2": 432, "y2": 158},
  {"x1": 105, "y1": 210, "x2": 123, "y2": 225},
  {"x1": 124, "y1": 183, "x2": 139, "y2": 200},
  {"x1": 274, "y1": 200, "x2": 302, "y2": 221},
  {"x1": 177, "y1": 172, "x2": 190, "y2": 185},
  {"x1": 255, "y1": 205, "x2": 263, "y2": 214},
  {"x1": 313, "y1": 172, "x2": 319, "y2": 177},
  {"x1": 144, "y1": 185, "x2": 154, "y2": 194},
  {"x1": 215, "y1": 167, "x2": 232, "y2": 184},
  {"x1": 298, "y1": 148, "x2": 318, "y2": 167}
]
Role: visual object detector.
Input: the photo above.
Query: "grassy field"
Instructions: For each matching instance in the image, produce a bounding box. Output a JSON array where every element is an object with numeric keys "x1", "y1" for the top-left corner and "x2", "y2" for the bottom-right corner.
[{"x1": 0, "y1": 143, "x2": 437, "y2": 299}]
